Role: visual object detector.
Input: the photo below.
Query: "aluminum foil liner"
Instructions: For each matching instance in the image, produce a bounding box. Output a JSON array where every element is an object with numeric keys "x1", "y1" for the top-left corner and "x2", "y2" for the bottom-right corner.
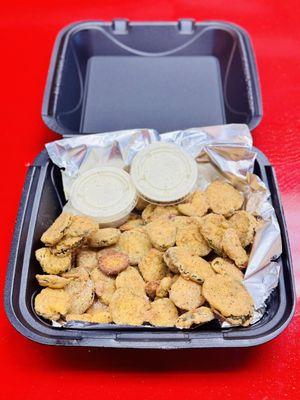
[{"x1": 46, "y1": 124, "x2": 282, "y2": 328}]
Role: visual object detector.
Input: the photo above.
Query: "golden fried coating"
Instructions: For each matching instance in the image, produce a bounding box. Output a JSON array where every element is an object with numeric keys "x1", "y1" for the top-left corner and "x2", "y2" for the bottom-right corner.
[
  {"x1": 165, "y1": 247, "x2": 215, "y2": 284},
  {"x1": 36, "y1": 274, "x2": 71, "y2": 289},
  {"x1": 64, "y1": 278, "x2": 95, "y2": 314},
  {"x1": 34, "y1": 288, "x2": 70, "y2": 321},
  {"x1": 138, "y1": 249, "x2": 168, "y2": 282},
  {"x1": 198, "y1": 213, "x2": 229, "y2": 254},
  {"x1": 163, "y1": 247, "x2": 186, "y2": 273},
  {"x1": 41, "y1": 212, "x2": 72, "y2": 246},
  {"x1": 176, "y1": 224, "x2": 211, "y2": 256},
  {"x1": 147, "y1": 298, "x2": 178, "y2": 327},
  {"x1": 177, "y1": 190, "x2": 209, "y2": 217},
  {"x1": 66, "y1": 311, "x2": 112, "y2": 324},
  {"x1": 62, "y1": 266, "x2": 89, "y2": 281},
  {"x1": 170, "y1": 215, "x2": 196, "y2": 229},
  {"x1": 169, "y1": 276, "x2": 204, "y2": 311},
  {"x1": 109, "y1": 288, "x2": 150, "y2": 325},
  {"x1": 205, "y1": 181, "x2": 244, "y2": 216},
  {"x1": 65, "y1": 215, "x2": 98, "y2": 237},
  {"x1": 142, "y1": 204, "x2": 179, "y2": 223},
  {"x1": 36, "y1": 247, "x2": 72, "y2": 274},
  {"x1": 145, "y1": 218, "x2": 176, "y2": 251},
  {"x1": 211, "y1": 257, "x2": 244, "y2": 281},
  {"x1": 145, "y1": 280, "x2": 160, "y2": 299},
  {"x1": 119, "y1": 218, "x2": 144, "y2": 232},
  {"x1": 87, "y1": 228, "x2": 121, "y2": 248},
  {"x1": 51, "y1": 235, "x2": 85, "y2": 257},
  {"x1": 221, "y1": 228, "x2": 248, "y2": 268},
  {"x1": 116, "y1": 266, "x2": 145, "y2": 297},
  {"x1": 203, "y1": 275, "x2": 253, "y2": 326},
  {"x1": 175, "y1": 307, "x2": 215, "y2": 329},
  {"x1": 98, "y1": 249, "x2": 129, "y2": 276},
  {"x1": 86, "y1": 299, "x2": 109, "y2": 314},
  {"x1": 135, "y1": 197, "x2": 149, "y2": 211},
  {"x1": 156, "y1": 276, "x2": 173, "y2": 298},
  {"x1": 76, "y1": 249, "x2": 98, "y2": 271},
  {"x1": 229, "y1": 210, "x2": 257, "y2": 247},
  {"x1": 90, "y1": 268, "x2": 116, "y2": 305},
  {"x1": 118, "y1": 230, "x2": 152, "y2": 265}
]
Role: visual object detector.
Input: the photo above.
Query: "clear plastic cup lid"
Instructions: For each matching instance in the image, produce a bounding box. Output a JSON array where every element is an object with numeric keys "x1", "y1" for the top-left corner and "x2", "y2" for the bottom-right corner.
[
  {"x1": 69, "y1": 167, "x2": 137, "y2": 223},
  {"x1": 130, "y1": 142, "x2": 198, "y2": 204}
]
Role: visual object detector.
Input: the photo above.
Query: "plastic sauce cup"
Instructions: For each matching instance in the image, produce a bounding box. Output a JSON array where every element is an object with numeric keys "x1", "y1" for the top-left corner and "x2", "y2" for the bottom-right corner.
[
  {"x1": 69, "y1": 167, "x2": 137, "y2": 226},
  {"x1": 130, "y1": 142, "x2": 198, "y2": 205}
]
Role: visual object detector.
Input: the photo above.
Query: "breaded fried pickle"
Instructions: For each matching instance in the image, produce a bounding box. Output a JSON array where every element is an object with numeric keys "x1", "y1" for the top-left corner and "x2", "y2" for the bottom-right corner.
[
  {"x1": 177, "y1": 190, "x2": 209, "y2": 217},
  {"x1": 35, "y1": 288, "x2": 70, "y2": 321},
  {"x1": 205, "y1": 181, "x2": 243, "y2": 216},
  {"x1": 203, "y1": 275, "x2": 253, "y2": 326},
  {"x1": 175, "y1": 307, "x2": 215, "y2": 329},
  {"x1": 41, "y1": 212, "x2": 72, "y2": 246},
  {"x1": 118, "y1": 230, "x2": 152, "y2": 265}
]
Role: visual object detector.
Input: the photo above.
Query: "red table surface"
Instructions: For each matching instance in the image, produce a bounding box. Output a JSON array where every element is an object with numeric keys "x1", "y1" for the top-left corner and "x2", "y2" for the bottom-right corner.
[{"x1": 1, "y1": 1, "x2": 299, "y2": 399}]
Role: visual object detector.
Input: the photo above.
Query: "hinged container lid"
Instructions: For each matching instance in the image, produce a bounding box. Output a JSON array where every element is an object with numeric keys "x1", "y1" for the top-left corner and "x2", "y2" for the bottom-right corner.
[{"x1": 42, "y1": 19, "x2": 262, "y2": 135}]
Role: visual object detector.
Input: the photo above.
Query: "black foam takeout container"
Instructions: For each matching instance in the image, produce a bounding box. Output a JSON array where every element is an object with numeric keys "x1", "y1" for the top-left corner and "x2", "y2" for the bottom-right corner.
[{"x1": 5, "y1": 20, "x2": 295, "y2": 348}]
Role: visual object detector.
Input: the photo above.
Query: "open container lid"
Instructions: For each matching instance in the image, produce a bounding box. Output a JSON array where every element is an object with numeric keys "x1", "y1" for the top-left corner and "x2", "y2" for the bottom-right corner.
[{"x1": 42, "y1": 19, "x2": 262, "y2": 135}]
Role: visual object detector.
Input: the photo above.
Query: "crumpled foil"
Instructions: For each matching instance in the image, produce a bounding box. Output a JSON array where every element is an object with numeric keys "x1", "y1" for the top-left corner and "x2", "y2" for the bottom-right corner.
[{"x1": 46, "y1": 124, "x2": 282, "y2": 328}]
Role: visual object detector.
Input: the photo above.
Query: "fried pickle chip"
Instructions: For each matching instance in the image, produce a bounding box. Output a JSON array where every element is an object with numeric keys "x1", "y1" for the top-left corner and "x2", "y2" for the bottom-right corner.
[
  {"x1": 146, "y1": 218, "x2": 176, "y2": 251},
  {"x1": 142, "y1": 204, "x2": 179, "y2": 223},
  {"x1": 175, "y1": 306, "x2": 215, "y2": 329},
  {"x1": 90, "y1": 268, "x2": 116, "y2": 305},
  {"x1": 76, "y1": 249, "x2": 99, "y2": 271},
  {"x1": 118, "y1": 230, "x2": 152, "y2": 265},
  {"x1": 36, "y1": 274, "x2": 71, "y2": 289},
  {"x1": 41, "y1": 212, "x2": 72, "y2": 246},
  {"x1": 109, "y1": 288, "x2": 150, "y2": 325},
  {"x1": 64, "y1": 278, "x2": 95, "y2": 314},
  {"x1": 205, "y1": 181, "x2": 244, "y2": 216},
  {"x1": 34, "y1": 288, "x2": 70, "y2": 321},
  {"x1": 86, "y1": 299, "x2": 109, "y2": 314},
  {"x1": 169, "y1": 276, "x2": 204, "y2": 311},
  {"x1": 211, "y1": 257, "x2": 244, "y2": 281},
  {"x1": 87, "y1": 228, "x2": 121, "y2": 248},
  {"x1": 119, "y1": 218, "x2": 144, "y2": 232},
  {"x1": 177, "y1": 190, "x2": 209, "y2": 217},
  {"x1": 156, "y1": 276, "x2": 173, "y2": 298},
  {"x1": 138, "y1": 249, "x2": 168, "y2": 282},
  {"x1": 165, "y1": 247, "x2": 215, "y2": 284},
  {"x1": 198, "y1": 213, "x2": 229, "y2": 254},
  {"x1": 98, "y1": 249, "x2": 130, "y2": 275},
  {"x1": 163, "y1": 247, "x2": 186, "y2": 273},
  {"x1": 170, "y1": 215, "x2": 196, "y2": 229},
  {"x1": 176, "y1": 224, "x2": 211, "y2": 256},
  {"x1": 116, "y1": 266, "x2": 145, "y2": 296},
  {"x1": 65, "y1": 215, "x2": 98, "y2": 237},
  {"x1": 145, "y1": 280, "x2": 160, "y2": 299},
  {"x1": 36, "y1": 247, "x2": 72, "y2": 274},
  {"x1": 221, "y1": 228, "x2": 248, "y2": 268},
  {"x1": 202, "y1": 275, "x2": 254, "y2": 326},
  {"x1": 51, "y1": 235, "x2": 85, "y2": 257},
  {"x1": 229, "y1": 210, "x2": 257, "y2": 247},
  {"x1": 147, "y1": 298, "x2": 178, "y2": 327}
]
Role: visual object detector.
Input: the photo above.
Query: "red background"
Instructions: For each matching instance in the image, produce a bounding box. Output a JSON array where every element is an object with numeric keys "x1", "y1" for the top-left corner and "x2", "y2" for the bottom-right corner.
[{"x1": 1, "y1": 1, "x2": 299, "y2": 399}]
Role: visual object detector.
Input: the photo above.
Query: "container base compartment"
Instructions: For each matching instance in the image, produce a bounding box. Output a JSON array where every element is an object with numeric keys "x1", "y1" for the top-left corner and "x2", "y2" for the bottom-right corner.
[{"x1": 4, "y1": 148, "x2": 295, "y2": 348}]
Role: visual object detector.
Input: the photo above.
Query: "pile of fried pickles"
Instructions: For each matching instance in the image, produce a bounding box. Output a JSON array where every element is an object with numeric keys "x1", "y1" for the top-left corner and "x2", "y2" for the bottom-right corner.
[{"x1": 34, "y1": 180, "x2": 259, "y2": 329}]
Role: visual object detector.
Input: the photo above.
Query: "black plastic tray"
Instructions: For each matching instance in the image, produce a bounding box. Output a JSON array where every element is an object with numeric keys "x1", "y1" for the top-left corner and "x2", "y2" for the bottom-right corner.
[{"x1": 4, "y1": 20, "x2": 295, "y2": 348}]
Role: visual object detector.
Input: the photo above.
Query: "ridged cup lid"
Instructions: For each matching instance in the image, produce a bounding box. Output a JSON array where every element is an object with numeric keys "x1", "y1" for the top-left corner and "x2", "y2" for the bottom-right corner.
[
  {"x1": 70, "y1": 167, "x2": 137, "y2": 223},
  {"x1": 130, "y1": 142, "x2": 198, "y2": 204}
]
